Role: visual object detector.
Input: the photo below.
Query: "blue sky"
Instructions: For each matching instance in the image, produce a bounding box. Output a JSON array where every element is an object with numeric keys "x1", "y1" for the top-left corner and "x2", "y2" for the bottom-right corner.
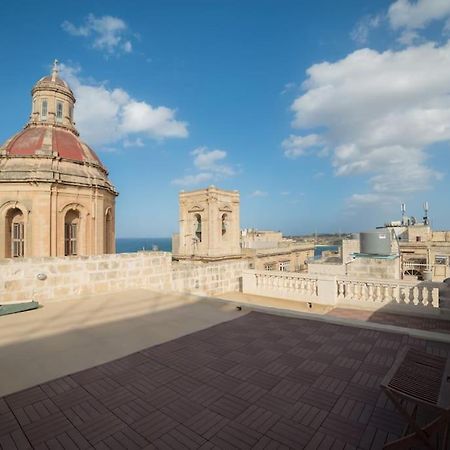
[{"x1": 1, "y1": 0, "x2": 450, "y2": 237}]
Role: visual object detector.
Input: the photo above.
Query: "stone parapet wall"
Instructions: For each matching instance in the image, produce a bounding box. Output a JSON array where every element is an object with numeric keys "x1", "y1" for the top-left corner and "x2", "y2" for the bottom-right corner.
[
  {"x1": 172, "y1": 259, "x2": 250, "y2": 296},
  {"x1": 0, "y1": 252, "x2": 249, "y2": 303},
  {"x1": 0, "y1": 252, "x2": 172, "y2": 303}
]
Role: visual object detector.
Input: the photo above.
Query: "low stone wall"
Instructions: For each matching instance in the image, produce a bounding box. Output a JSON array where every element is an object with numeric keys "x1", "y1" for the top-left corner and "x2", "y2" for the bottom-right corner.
[
  {"x1": 0, "y1": 252, "x2": 249, "y2": 303},
  {"x1": 172, "y1": 259, "x2": 250, "y2": 296},
  {"x1": 0, "y1": 252, "x2": 173, "y2": 303}
]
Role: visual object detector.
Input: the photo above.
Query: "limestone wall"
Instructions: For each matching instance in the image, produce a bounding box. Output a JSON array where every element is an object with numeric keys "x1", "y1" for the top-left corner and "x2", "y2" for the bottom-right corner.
[
  {"x1": 0, "y1": 252, "x2": 172, "y2": 303},
  {"x1": 172, "y1": 259, "x2": 250, "y2": 296},
  {"x1": 0, "y1": 252, "x2": 249, "y2": 304}
]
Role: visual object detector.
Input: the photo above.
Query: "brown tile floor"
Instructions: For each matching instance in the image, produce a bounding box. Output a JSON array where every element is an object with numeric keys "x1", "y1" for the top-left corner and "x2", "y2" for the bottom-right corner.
[
  {"x1": 329, "y1": 307, "x2": 450, "y2": 334},
  {"x1": 1, "y1": 311, "x2": 449, "y2": 449}
]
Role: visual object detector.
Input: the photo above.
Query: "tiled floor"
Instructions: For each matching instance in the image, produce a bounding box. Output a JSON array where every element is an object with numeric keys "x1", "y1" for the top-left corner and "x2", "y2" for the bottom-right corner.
[
  {"x1": 1, "y1": 311, "x2": 449, "y2": 449},
  {"x1": 329, "y1": 307, "x2": 450, "y2": 334}
]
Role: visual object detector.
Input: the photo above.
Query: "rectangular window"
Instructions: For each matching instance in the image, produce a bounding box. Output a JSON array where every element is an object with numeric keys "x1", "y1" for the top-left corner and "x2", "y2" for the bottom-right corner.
[
  {"x1": 56, "y1": 102, "x2": 63, "y2": 122},
  {"x1": 279, "y1": 261, "x2": 290, "y2": 272},
  {"x1": 69, "y1": 105, "x2": 73, "y2": 121},
  {"x1": 12, "y1": 223, "x2": 24, "y2": 257},
  {"x1": 435, "y1": 255, "x2": 447, "y2": 265},
  {"x1": 264, "y1": 263, "x2": 276, "y2": 271},
  {"x1": 41, "y1": 99, "x2": 48, "y2": 119},
  {"x1": 65, "y1": 223, "x2": 77, "y2": 256}
]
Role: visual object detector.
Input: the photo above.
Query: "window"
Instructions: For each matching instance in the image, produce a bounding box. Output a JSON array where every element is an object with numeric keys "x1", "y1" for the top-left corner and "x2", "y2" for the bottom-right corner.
[
  {"x1": 264, "y1": 263, "x2": 276, "y2": 271},
  {"x1": 435, "y1": 255, "x2": 448, "y2": 265},
  {"x1": 41, "y1": 99, "x2": 48, "y2": 119},
  {"x1": 221, "y1": 213, "x2": 228, "y2": 236},
  {"x1": 193, "y1": 214, "x2": 202, "y2": 242},
  {"x1": 5, "y1": 208, "x2": 24, "y2": 258},
  {"x1": 279, "y1": 261, "x2": 290, "y2": 272},
  {"x1": 69, "y1": 105, "x2": 73, "y2": 121},
  {"x1": 56, "y1": 102, "x2": 63, "y2": 122},
  {"x1": 64, "y1": 210, "x2": 79, "y2": 256},
  {"x1": 12, "y1": 223, "x2": 25, "y2": 257},
  {"x1": 104, "y1": 209, "x2": 113, "y2": 254}
]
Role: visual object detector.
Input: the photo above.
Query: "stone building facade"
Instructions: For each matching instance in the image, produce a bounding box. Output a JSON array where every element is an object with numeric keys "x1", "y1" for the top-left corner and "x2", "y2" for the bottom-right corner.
[
  {"x1": 0, "y1": 61, "x2": 117, "y2": 258},
  {"x1": 173, "y1": 186, "x2": 241, "y2": 260}
]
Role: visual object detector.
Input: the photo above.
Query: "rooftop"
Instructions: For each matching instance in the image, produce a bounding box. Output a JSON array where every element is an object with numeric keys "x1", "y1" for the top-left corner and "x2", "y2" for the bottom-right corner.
[{"x1": 1, "y1": 289, "x2": 450, "y2": 449}]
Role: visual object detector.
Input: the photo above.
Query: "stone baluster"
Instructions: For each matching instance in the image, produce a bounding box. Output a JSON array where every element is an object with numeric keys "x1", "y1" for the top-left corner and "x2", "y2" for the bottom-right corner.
[
  {"x1": 413, "y1": 287, "x2": 420, "y2": 305},
  {"x1": 337, "y1": 280, "x2": 345, "y2": 300},
  {"x1": 432, "y1": 288, "x2": 439, "y2": 308}
]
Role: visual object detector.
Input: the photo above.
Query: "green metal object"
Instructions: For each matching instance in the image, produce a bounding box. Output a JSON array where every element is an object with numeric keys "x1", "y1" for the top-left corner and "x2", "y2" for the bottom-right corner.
[{"x1": 0, "y1": 301, "x2": 39, "y2": 316}]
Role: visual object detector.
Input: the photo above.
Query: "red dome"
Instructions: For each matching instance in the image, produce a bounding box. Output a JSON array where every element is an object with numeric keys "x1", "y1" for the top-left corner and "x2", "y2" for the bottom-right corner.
[{"x1": 3, "y1": 126, "x2": 102, "y2": 165}]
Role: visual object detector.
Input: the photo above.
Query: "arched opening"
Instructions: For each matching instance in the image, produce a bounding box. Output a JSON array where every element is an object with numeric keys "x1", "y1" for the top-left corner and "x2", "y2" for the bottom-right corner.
[
  {"x1": 221, "y1": 213, "x2": 228, "y2": 236},
  {"x1": 105, "y1": 209, "x2": 113, "y2": 254},
  {"x1": 5, "y1": 208, "x2": 24, "y2": 258},
  {"x1": 194, "y1": 214, "x2": 202, "y2": 242},
  {"x1": 41, "y1": 99, "x2": 48, "y2": 120},
  {"x1": 64, "y1": 209, "x2": 80, "y2": 256}
]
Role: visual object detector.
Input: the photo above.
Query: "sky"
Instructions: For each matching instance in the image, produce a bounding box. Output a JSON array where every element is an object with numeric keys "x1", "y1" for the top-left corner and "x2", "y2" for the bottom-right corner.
[{"x1": 1, "y1": 0, "x2": 450, "y2": 237}]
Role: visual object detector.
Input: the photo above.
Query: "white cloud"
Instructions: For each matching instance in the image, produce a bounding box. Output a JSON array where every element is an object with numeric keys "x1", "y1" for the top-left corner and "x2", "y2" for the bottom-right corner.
[
  {"x1": 123, "y1": 137, "x2": 145, "y2": 148},
  {"x1": 250, "y1": 190, "x2": 267, "y2": 198},
  {"x1": 192, "y1": 147, "x2": 236, "y2": 176},
  {"x1": 281, "y1": 82, "x2": 296, "y2": 95},
  {"x1": 282, "y1": 134, "x2": 324, "y2": 158},
  {"x1": 388, "y1": 0, "x2": 450, "y2": 30},
  {"x1": 60, "y1": 64, "x2": 188, "y2": 148},
  {"x1": 350, "y1": 15, "x2": 382, "y2": 45},
  {"x1": 397, "y1": 30, "x2": 421, "y2": 46},
  {"x1": 289, "y1": 42, "x2": 450, "y2": 201},
  {"x1": 171, "y1": 173, "x2": 213, "y2": 186},
  {"x1": 171, "y1": 147, "x2": 237, "y2": 187},
  {"x1": 62, "y1": 14, "x2": 133, "y2": 55}
]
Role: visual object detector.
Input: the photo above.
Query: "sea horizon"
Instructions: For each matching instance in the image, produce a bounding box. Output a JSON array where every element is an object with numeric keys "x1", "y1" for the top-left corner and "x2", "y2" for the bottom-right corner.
[{"x1": 115, "y1": 237, "x2": 337, "y2": 256}]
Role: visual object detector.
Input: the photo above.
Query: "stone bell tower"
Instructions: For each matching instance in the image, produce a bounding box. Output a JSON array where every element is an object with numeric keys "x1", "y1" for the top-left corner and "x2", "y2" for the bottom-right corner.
[{"x1": 173, "y1": 186, "x2": 241, "y2": 260}]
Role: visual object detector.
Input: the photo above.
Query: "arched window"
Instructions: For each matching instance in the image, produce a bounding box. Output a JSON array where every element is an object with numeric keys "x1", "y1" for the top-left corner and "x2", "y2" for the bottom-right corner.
[
  {"x1": 41, "y1": 99, "x2": 48, "y2": 120},
  {"x1": 64, "y1": 210, "x2": 79, "y2": 256},
  {"x1": 56, "y1": 101, "x2": 63, "y2": 122},
  {"x1": 193, "y1": 214, "x2": 202, "y2": 242},
  {"x1": 104, "y1": 209, "x2": 113, "y2": 254},
  {"x1": 5, "y1": 208, "x2": 24, "y2": 258},
  {"x1": 221, "y1": 213, "x2": 228, "y2": 236}
]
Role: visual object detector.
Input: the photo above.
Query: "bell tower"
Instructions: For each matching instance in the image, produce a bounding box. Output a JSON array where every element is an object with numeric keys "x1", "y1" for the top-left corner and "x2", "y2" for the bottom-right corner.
[{"x1": 174, "y1": 186, "x2": 241, "y2": 260}]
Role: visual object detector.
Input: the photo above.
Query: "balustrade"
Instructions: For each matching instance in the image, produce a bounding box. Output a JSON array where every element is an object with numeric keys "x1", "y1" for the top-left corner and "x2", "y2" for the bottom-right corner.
[{"x1": 244, "y1": 270, "x2": 439, "y2": 310}]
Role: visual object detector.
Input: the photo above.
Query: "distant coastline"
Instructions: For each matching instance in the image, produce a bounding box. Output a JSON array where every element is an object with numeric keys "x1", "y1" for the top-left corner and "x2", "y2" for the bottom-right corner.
[
  {"x1": 116, "y1": 238, "x2": 337, "y2": 257},
  {"x1": 116, "y1": 238, "x2": 172, "y2": 253}
]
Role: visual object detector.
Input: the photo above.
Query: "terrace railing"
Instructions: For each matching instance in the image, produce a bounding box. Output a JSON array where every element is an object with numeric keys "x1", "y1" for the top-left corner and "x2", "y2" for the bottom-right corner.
[{"x1": 242, "y1": 270, "x2": 440, "y2": 312}]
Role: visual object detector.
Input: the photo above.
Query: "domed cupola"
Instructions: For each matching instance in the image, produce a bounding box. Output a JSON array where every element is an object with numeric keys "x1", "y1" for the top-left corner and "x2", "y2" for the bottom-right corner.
[
  {"x1": 0, "y1": 60, "x2": 118, "y2": 258},
  {"x1": 0, "y1": 60, "x2": 117, "y2": 194}
]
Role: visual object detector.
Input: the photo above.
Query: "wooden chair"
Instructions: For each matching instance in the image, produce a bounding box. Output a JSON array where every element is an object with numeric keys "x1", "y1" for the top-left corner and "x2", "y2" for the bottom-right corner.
[{"x1": 381, "y1": 347, "x2": 450, "y2": 449}]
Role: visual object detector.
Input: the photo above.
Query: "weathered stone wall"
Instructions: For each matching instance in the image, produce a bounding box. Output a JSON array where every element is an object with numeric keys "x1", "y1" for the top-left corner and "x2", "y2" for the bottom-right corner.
[
  {"x1": 172, "y1": 259, "x2": 250, "y2": 296},
  {"x1": 0, "y1": 252, "x2": 249, "y2": 303},
  {"x1": 0, "y1": 252, "x2": 172, "y2": 303},
  {"x1": 346, "y1": 256, "x2": 400, "y2": 280}
]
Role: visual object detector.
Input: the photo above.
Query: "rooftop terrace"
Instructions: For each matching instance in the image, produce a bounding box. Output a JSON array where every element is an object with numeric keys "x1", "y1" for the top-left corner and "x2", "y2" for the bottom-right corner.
[{"x1": 1, "y1": 290, "x2": 450, "y2": 449}]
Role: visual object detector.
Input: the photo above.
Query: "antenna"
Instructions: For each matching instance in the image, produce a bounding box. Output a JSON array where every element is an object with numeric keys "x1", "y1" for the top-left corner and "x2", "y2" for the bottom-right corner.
[
  {"x1": 401, "y1": 203, "x2": 407, "y2": 225},
  {"x1": 423, "y1": 201, "x2": 429, "y2": 225}
]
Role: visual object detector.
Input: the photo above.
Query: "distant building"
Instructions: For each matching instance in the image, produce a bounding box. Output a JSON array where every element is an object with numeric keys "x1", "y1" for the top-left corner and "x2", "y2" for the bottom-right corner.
[
  {"x1": 172, "y1": 186, "x2": 241, "y2": 260},
  {"x1": 241, "y1": 229, "x2": 314, "y2": 272},
  {"x1": 0, "y1": 61, "x2": 118, "y2": 258}
]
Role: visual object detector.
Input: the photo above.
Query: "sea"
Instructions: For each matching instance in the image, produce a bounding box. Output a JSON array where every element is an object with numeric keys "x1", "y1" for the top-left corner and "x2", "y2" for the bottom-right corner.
[
  {"x1": 314, "y1": 245, "x2": 339, "y2": 257},
  {"x1": 116, "y1": 238, "x2": 338, "y2": 256},
  {"x1": 116, "y1": 238, "x2": 172, "y2": 253}
]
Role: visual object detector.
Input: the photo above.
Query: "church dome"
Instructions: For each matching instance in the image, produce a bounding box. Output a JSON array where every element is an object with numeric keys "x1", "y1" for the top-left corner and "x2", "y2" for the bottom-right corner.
[{"x1": 0, "y1": 60, "x2": 117, "y2": 195}]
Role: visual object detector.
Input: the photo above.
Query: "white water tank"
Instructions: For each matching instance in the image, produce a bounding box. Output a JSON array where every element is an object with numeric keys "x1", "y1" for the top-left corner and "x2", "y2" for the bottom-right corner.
[{"x1": 360, "y1": 230, "x2": 391, "y2": 255}]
